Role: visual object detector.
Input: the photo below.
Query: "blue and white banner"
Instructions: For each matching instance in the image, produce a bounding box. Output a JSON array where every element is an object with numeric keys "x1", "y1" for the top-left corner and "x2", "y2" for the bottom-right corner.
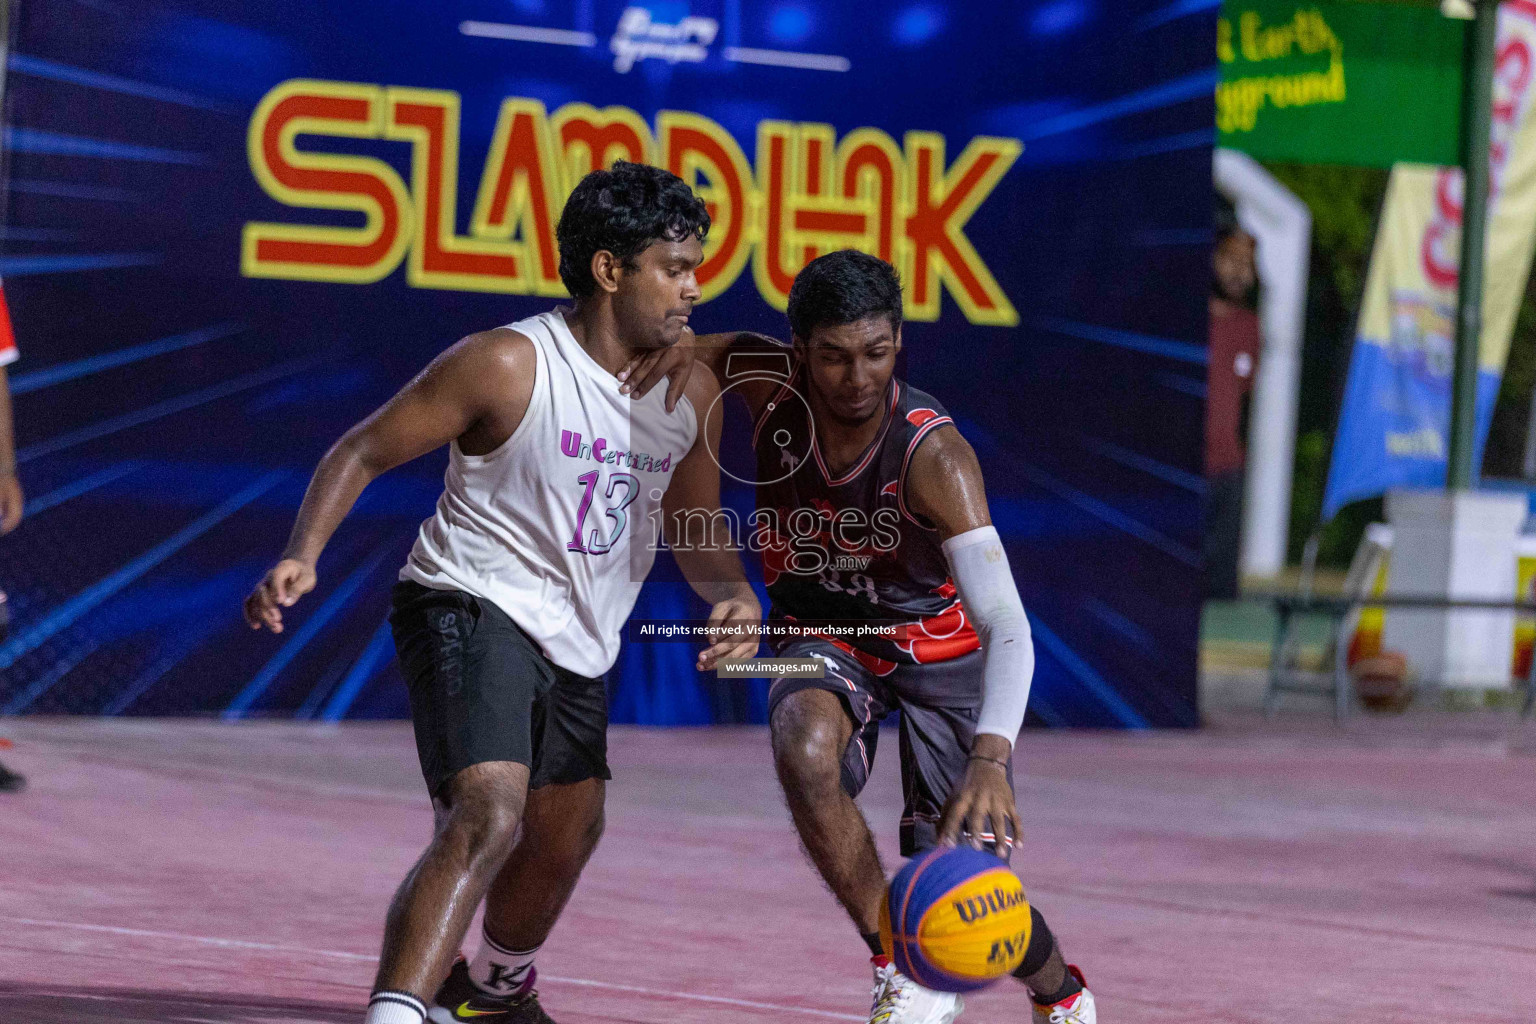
[{"x1": 1324, "y1": 3, "x2": 1536, "y2": 519}]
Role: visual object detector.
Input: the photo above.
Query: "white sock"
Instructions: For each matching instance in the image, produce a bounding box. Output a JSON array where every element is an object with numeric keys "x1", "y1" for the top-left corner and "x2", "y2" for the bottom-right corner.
[
  {"x1": 364, "y1": 990, "x2": 426, "y2": 1024},
  {"x1": 469, "y1": 928, "x2": 539, "y2": 996}
]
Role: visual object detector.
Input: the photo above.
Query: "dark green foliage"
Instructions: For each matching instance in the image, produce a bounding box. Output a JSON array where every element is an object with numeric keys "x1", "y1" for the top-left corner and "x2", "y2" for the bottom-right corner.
[{"x1": 1262, "y1": 162, "x2": 1389, "y2": 566}]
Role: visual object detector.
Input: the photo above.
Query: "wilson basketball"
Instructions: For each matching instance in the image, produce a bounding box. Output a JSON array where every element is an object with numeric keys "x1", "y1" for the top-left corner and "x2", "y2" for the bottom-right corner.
[{"x1": 878, "y1": 846, "x2": 1033, "y2": 993}]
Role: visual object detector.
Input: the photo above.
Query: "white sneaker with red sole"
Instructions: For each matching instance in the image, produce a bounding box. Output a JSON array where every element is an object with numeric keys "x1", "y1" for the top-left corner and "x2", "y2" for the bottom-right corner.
[{"x1": 867, "y1": 956, "x2": 963, "y2": 1024}]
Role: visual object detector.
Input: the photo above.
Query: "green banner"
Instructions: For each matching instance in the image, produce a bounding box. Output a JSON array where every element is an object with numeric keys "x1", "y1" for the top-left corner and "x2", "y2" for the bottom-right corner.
[{"x1": 1217, "y1": 1, "x2": 1466, "y2": 167}]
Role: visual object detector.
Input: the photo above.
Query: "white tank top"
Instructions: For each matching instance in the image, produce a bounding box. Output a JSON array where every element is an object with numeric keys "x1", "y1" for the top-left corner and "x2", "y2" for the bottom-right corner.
[{"x1": 401, "y1": 308, "x2": 698, "y2": 677}]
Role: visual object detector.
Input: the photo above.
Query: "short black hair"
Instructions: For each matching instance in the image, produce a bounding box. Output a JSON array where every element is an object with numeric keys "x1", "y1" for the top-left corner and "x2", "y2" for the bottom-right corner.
[
  {"x1": 787, "y1": 249, "x2": 903, "y2": 341},
  {"x1": 556, "y1": 161, "x2": 710, "y2": 298}
]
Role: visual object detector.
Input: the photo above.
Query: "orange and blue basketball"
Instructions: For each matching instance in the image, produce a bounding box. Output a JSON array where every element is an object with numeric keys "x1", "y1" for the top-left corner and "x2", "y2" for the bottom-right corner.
[{"x1": 877, "y1": 846, "x2": 1033, "y2": 993}]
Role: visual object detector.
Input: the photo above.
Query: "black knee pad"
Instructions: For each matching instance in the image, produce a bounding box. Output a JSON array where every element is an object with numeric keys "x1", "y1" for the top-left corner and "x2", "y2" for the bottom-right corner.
[{"x1": 1013, "y1": 906, "x2": 1053, "y2": 979}]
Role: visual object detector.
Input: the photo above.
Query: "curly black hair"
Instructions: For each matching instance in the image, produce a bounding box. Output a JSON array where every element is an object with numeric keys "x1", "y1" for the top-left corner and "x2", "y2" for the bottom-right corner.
[
  {"x1": 786, "y1": 249, "x2": 903, "y2": 341},
  {"x1": 556, "y1": 161, "x2": 711, "y2": 298}
]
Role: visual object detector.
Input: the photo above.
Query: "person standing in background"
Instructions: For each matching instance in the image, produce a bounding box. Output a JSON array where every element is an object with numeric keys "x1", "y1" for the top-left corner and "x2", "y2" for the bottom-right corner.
[
  {"x1": 1206, "y1": 198, "x2": 1261, "y2": 600},
  {"x1": 0, "y1": 280, "x2": 26, "y2": 792}
]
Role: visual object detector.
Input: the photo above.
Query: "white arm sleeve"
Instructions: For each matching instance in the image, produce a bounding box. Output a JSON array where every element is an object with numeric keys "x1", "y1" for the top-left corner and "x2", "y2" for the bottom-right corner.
[{"x1": 942, "y1": 525, "x2": 1032, "y2": 746}]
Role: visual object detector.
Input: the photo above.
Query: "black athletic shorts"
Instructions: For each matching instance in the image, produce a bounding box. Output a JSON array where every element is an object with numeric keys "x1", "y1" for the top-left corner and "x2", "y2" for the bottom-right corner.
[
  {"x1": 389, "y1": 580, "x2": 612, "y2": 799},
  {"x1": 767, "y1": 637, "x2": 1013, "y2": 856}
]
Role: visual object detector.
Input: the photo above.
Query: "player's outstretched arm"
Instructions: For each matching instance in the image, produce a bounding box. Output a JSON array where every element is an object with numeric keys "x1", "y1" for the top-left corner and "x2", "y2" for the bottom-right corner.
[
  {"x1": 660, "y1": 362, "x2": 762, "y2": 671},
  {"x1": 244, "y1": 330, "x2": 534, "y2": 633},
  {"x1": 906, "y1": 425, "x2": 1034, "y2": 858},
  {"x1": 618, "y1": 328, "x2": 784, "y2": 414}
]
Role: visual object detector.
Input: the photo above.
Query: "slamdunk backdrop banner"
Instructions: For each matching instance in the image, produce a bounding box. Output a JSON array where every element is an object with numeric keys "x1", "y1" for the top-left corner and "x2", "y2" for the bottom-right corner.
[
  {"x1": 1324, "y1": 2, "x2": 1536, "y2": 519},
  {"x1": 0, "y1": 1, "x2": 1213, "y2": 727}
]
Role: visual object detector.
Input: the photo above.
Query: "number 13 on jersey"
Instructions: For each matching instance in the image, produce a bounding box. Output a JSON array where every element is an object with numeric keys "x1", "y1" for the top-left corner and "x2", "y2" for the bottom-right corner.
[{"x1": 568, "y1": 470, "x2": 641, "y2": 555}]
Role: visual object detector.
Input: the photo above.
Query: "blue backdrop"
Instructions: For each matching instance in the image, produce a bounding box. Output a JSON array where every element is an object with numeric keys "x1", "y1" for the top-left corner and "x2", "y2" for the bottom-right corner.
[{"x1": 0, "y1": 0, "x2": 1214, "y2": 727}]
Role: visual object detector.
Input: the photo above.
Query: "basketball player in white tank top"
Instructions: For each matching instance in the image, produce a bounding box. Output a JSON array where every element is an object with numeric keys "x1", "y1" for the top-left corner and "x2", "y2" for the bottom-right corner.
[{"x1": 244, "y1": 163, "x2": 760, "y2": 1024}]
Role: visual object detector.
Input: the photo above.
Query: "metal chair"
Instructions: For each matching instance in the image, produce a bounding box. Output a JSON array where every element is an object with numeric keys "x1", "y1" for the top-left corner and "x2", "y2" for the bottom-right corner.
[{"x1": 1264, "y1": 524, "x2": 1394, "y2": 722}]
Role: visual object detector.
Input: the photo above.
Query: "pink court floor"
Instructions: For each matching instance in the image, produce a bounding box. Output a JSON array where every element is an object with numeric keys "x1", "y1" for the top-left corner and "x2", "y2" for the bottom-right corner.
[{"x1": 2, "y1": 713, "x2": 1535, "y2": 1024}]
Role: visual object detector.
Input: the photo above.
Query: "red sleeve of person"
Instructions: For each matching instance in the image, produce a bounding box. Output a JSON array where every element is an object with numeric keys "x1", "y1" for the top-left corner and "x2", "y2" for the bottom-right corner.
[
  {"x1": 0, "y1": 280, "x2": 17, "y2": 366},
  {"x1": 1207, "y1": 203, "x2": 1259, "y2": 478}
]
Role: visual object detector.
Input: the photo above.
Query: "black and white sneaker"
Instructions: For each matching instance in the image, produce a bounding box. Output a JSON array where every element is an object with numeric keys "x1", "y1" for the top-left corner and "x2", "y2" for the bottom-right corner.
[{"x1": 429, "y1": 957, "x2": 556, "y2": 1024}]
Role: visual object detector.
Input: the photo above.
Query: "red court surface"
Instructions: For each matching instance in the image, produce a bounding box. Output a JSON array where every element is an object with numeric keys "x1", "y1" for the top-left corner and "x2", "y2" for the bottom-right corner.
[{"x1": 2, "y1": 714, "x2": 1535, "y2": 1023}]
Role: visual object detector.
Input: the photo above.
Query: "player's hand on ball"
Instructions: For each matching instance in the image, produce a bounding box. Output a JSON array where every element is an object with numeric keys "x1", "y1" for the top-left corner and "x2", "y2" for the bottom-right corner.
[
  {"x1": 939, "y1": 736, "x2": 1019, "y2": 860},
  {"x1": 618, "y1": 326, "x2": 696, "y2": 412},
  {"x1": 698, "y1": 590, "x2": 761, "y2": 671},
  {"x1": 244, "y1": 558, "x2": 317, "y2": 634}
]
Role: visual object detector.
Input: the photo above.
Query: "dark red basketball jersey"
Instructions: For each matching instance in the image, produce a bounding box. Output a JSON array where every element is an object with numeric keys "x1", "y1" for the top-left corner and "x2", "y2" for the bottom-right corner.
[{"x1": 752, "y1": 362, "x2": 980, "y2": 675}]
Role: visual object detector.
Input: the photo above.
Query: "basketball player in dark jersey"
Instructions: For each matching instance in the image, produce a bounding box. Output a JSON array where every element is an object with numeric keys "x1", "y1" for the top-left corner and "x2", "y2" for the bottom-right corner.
[{"x1": 620, "y1": 250, "x2": 1096, "y2": 1024}]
